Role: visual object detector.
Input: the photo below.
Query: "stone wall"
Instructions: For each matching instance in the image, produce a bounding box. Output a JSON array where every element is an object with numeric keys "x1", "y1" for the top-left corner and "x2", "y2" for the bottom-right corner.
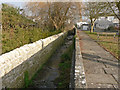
[
  {"x1": 74, "y1": 28, "x2": 87, "y2": 88},
  {"x1": 0, "y1": 31, "x2": 67, "y2": 88}
]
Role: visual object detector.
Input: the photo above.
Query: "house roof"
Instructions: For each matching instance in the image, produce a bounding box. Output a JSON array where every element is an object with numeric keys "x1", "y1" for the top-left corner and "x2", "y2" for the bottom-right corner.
[
  {"x1": 95, "y1": 19, "x2": 113, "y2": 29},
  {"x1": 96, "y1": 19, "x2": 113, "y2": 25}
]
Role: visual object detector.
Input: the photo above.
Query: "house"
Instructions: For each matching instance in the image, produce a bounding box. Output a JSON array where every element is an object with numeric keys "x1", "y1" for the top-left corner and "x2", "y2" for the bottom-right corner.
[
  {"x1": 94, "y1": 16, "x2": 119, "y2": 32},
  {"x1": 80, "y1": 24, "x2": 90, "y2": 31},
  {"x1": 94, "y1": 19, "x2": 113, "y2": 32},
  {"x1": 77, "y1": 22, "x2": 88, "y2": 29}
]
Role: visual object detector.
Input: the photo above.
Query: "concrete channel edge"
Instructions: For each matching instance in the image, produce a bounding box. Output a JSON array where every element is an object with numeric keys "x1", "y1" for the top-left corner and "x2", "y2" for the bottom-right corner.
[{"x1": 74, "y1": 28, "x2": 87, "y2": 88}]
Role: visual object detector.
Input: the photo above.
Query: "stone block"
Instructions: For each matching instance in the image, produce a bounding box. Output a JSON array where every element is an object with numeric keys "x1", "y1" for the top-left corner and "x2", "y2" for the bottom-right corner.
[{"x1": 1, "y1": 31, "x2": 67, "y2": 88}]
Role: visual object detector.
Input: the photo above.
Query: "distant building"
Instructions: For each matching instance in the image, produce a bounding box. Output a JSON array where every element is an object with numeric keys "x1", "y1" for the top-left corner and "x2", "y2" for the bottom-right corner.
[
  {"x1": 77, "y1": 22, "x2": 88, "y2": 28},
  {"x1": 81, "y1": 24, "x2": 90, "y2": 31},
  {"x1": 95, "y1": 19, "x2": 113, "y2": 29},
  {"x1": 76, "y1": 16, "x2": 119, "y2": 32},
  {"x1": 94, "y1": 16, "x2": 119, "y2": 32}
]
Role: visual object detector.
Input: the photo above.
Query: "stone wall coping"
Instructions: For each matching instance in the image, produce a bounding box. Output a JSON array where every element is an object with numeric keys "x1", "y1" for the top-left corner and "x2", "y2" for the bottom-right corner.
[{"x1": 0, "y1": 31, "x2": 66, "y2": 78}]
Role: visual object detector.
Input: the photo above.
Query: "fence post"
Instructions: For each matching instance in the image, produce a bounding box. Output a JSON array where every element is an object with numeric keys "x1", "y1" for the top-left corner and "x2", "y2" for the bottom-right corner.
[{"x1": 97, "y1": 34, "x2": 99, "y2": 41}]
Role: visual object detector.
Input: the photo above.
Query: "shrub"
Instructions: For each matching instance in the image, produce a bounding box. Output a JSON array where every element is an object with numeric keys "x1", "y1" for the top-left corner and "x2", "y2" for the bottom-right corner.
[{"x1": 2, "y1": 4, "x2": 61, "y2": 54}]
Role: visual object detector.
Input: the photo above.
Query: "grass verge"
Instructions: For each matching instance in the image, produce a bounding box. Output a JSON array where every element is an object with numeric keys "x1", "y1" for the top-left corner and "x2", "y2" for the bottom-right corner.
[{"x1": 84, "y1": 31, "x2": 118, "y2": 59}]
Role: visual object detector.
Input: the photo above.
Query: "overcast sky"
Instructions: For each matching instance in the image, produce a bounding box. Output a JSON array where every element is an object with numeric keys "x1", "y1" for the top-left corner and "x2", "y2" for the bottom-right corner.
[
  {"x1": 0, "y1": 2, "x2": 25, "y2": 9},
  {"x1": 0, "y1": 0, "x2": 119, "y2": 8}
]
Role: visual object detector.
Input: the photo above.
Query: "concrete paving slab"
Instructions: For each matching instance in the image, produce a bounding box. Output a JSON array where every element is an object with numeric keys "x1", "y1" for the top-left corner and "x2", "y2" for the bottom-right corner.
[
  {"x1": 103, "y1": 68, "x2": 118, "y2": 75},
  {"x1": 113, "y1": 84, "x2": 119, "y2": 89},
  {"x1": 87, "y1": 83, "x2": 114, "y2": 88},
  {"x1": 84, "y1": 67, "x2": 105, "y2": 74},
  {"x1": 105, "y1": 64, "x2": 118, "y2": 68},
  {"x1": 78, "y1": 30, "x2": 119, "y2": 88},
  {"x1": 86, "y1": 73, "x2": 117, "y2": 84},
  {"x1": 112, "y1": 74, "x2": 118, "y2": 83}
]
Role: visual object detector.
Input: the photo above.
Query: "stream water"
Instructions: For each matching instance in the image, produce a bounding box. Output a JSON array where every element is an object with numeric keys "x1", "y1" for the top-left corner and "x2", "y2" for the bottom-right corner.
[{"x1": 27, "y1": 35, "x2": 74, "y2": 88}]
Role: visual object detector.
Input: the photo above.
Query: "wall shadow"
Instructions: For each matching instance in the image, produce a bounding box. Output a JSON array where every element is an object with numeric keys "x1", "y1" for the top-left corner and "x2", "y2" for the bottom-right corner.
[{"x1": 82, "y1": 52, "x2": 118, "y2": 68}]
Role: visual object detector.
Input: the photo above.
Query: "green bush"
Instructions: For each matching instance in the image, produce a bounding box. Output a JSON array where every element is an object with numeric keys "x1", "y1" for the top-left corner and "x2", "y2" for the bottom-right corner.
[
  {"x1": 107, "y1": 25, "x2": 115, "y2": 31},
  {"x1": 2, "y1": 4, "x2": 61, "y2": 54}
]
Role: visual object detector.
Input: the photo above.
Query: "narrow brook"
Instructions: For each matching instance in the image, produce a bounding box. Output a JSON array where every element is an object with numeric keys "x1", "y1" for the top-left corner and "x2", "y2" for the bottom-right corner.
[{"x1": 27, "y1": 34, "x2": 74, "y2": 88}]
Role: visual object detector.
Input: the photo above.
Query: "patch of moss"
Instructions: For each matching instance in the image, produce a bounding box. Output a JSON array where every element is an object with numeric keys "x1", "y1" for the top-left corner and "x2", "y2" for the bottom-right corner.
[
  {"x1": 54, "y1": 36, "x2": 75, "y2": 88},
  {"x1": 24, "y1": 71, "x2": 29, "y2": 88}
]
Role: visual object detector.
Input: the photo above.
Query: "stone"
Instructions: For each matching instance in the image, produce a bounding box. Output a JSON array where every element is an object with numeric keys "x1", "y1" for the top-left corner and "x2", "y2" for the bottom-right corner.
[{"x1": 0, "y1": 32, "x2": 67, "y2": 88}]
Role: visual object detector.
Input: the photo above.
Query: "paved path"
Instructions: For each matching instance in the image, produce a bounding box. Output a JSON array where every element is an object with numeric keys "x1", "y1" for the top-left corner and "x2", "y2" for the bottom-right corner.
[{"x1": 78, "y1": 30, "x2": 119, "y2": 88}]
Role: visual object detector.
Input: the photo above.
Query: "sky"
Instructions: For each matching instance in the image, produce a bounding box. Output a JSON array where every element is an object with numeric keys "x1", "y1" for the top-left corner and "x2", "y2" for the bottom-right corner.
[
  {"x1": 0, "y1": 0, "x2": 119, "y2": 21},
  {"x1": 0, "y1": 0, "x2": 29, "y2": 9},
  {"x1": 0, "y1": 1, "x2": 26, "y2": 9},
  {"x1": 0, "y1": 0, "x2": 119, "y2": 9}
]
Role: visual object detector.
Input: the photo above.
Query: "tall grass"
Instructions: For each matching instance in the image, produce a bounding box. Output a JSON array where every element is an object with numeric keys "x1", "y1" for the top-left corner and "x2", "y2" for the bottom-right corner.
[{"x1": 2, "y1": 4, "x2": 61, "y2": 54}]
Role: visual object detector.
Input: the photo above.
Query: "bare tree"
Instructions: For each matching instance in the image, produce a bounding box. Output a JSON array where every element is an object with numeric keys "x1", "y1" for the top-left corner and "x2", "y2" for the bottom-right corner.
[
  {"x1": 107, "y1": 1, "x2": 120, "y2": 20},
  {"x1": 25, "y1": 2, "x2": 80, "y2": 31},
  {"x1": 83, "y1": 2, "x2": 109, "y2": 32},
  {"x1": 76, "y1": 2, "x2": 82, "y2": 22},
  {"x1": 107, "y1": 1, "x2": 120, "y2": 60}
]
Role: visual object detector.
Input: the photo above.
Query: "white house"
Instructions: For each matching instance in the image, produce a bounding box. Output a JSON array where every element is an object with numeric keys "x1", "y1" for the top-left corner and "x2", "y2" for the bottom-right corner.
[
  {"x1": 98, "y1": 16, "x2": 119, "y2": 24},
  {"x1": 95, "y1": 19, "x2": 113, "y2": 29},
  {"x1": 95, "y1": 16, "x2": 119, "y2": 31},
  {"x1": 77, "y1": 22, "x2": 88, "y2": 28}
]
